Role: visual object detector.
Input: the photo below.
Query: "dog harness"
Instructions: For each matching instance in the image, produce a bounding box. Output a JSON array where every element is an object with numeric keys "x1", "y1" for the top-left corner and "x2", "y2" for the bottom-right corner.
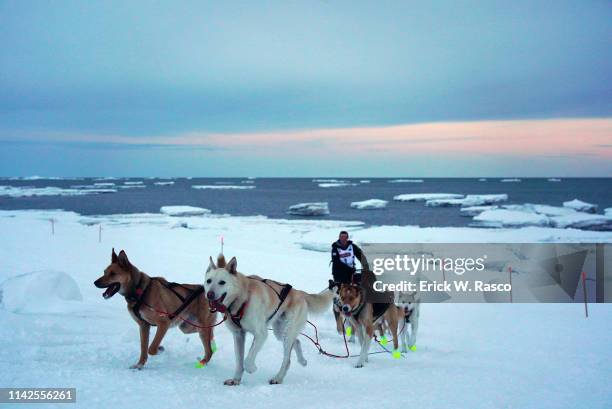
[
  {"x1": 221, "y1": 278, "x2": 293, "y2": 329},
  {"x1": 125, "y1": 276, "x2": 204, "y2": 326}
]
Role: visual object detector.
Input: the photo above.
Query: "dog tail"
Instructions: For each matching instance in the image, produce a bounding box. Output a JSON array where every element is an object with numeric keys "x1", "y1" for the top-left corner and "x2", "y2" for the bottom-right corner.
[
  {"x1": 216, "y1": 253, "x2": 226, "y2": 268},
  {"x1": 305, "y1": 289, "x2": 335, "y2": 315}
]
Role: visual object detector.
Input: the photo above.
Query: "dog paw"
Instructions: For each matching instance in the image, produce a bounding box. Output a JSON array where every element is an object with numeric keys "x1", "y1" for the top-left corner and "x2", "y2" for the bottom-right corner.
[
  {"x1": 129, "y1": 363, "x2": 145, "y2": 370},
  {"x1": 298, "y1": 358, "x2": 307, "y2": 367},
  {"x1": 224, "y1": 379, "x2": 241, "y2": 386},
  {"x1": 244, "y1": 360, "x2": 258, "y2": 374},
  {"x1": 269, "y1": 377, "x2": 283, "y2": 385},
  {"x1": 354, "y1": 362, "x2": 364, "y2": 368},
  {"x1": 148, "y1": 346, "x2": 163, "y2": 355}
]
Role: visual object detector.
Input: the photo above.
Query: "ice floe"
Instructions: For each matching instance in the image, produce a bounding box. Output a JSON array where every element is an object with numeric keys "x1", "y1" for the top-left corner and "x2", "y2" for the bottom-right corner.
[
  {"x1": 426, "y1": 194, "x2": 508, "y2": 207},
  {"x1": 159, "y1": 206, "x2": 211, "y2": 216},
  {"x1": 0, "y1": 186, "x2": 116, "y2": 197},
  {"x1": 547, "y1": 178, "x2": 562, "y2": 182},
  {"x1": 350, "y1": 199, "x2": 388, "y2": 210},
  {"x1": 124, "y1": 181, "x2": 143, "y2": 185},
  {"x1": 393, "y1": 193, "x2": 464, "y2": 202},
  {"x1": 154, "y1": 181, "x2": 175, "y2": 186},
  {"x1": 562, "y1": 198, "x2": 598, "y2": 213},
  {"x1": 500, "y1": 178, "x2": 521, "y2": 182},
  {"x1": 459, "y1": 205, "x2": 499, "y2": 217},
  {"x1": 288, "y1": 202, "x2": 330, "y2": 216},
  {"x1": 473, "y1": 209, "x2": 550, "y2": 228},
  {"x1": 192, "y1": 185, "x2": 255, "y2": 190},
  {"x1": 318, "y1": 182, "x2": 358, "y2": 188},
  {"x1": 388, "y1": 179, "x2": 424, "y2": 183}
]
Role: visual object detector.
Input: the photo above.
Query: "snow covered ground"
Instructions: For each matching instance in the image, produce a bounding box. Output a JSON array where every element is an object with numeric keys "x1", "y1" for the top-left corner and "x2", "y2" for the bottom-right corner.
[{"x1": 0, "y1": 210, "x2": 611, "y2": 409}]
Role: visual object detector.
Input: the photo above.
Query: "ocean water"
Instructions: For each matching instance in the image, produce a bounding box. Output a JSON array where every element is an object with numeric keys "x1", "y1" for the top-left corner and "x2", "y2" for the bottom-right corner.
[{"x1": 0, "y1": 177, "x2": 611, "y2": 227}]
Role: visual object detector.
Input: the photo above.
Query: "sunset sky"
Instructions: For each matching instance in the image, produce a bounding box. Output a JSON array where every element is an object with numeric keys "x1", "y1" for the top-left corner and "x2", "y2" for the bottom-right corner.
[{"x1": 0, "y1": 1, "x2": 610, "y2": 176}]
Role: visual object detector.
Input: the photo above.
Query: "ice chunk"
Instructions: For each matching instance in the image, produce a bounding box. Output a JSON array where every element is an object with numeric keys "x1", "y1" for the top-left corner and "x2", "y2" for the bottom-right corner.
[
  {"x1": 160, "y1": 206, "x2": 211, "y2": 216},
  {"x1": 472, "y1": 209, "x2": 550, "y2": 227},
  {"x1": 389, "y1": 179, "x2": 424, "y2": 183},
  {"x1": 192, "y1": 185, "x2": 255, "y2": 190},
  {"x1": 551, "y1": 213, "x2": 612, "y2": 230},
  {"x1": 393, "y1": 193, "x2": 464, "y2": 202},
  {"x1": 478, "y1": 178, "x2": 487, "y2": 182},
  {"x1": 0, "y1": 186, "x2": 116, "y2": 197},
  {"x1": 459, "y1": 205, "x2": 498, "y2": 217},
  {"x1": 124, "y1": 181, "x2": 143, "y2": 185},
  {"x1": 154, "y1": 181, "x2": 175, "y2": 186},
  {"x1": 500, "y1": 178, "x2": 521, "y2": 182},
  {"x1": 547, "y1": 178, "x2": 562, "y2": 182},
  {"x1": 288, "y1": 202, "x2": 330, "y2": 216},
  {"x1": 350, "y1": 199, "x2": 388, "y2": 210},
  {"x1": 318, "y1": 182, "x2": 358, "y2": 188},
  {"x1": 426, "y1": 194, "x2": 508, "y2": 207},
  {"x1": 0, "y1": 271, "x2": 82, "y2": 314},
  {"x1": 605, "y1": 207, "x2": 612, "y2": 216},
  {"x1": 93, "y1": 182, "x2": 115, "y2": 187},
  {"x1": 563, "y1": 199, "x2": 598, "y2": 213}
]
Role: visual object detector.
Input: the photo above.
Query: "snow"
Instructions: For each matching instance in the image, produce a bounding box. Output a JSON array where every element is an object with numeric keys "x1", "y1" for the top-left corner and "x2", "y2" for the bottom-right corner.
[
  {"x1": 192, "y1": 185, "x2": 255, "y2": 190},
  {"x1": 393, "y1": 193, "x2": 464, "y2": 202},
  {"x1": 500, "y1": 178, "x2": 521, "y2": 182},
  {"x1": 563, "y1": 198, "x2": 598, "y2": 213},
  {"x1": 0, "y1": 270, "x2": 83, "y2": 314},
  {"x1": 606, "y1": 207, "x2": 612, "y2": 216},
  {"x1": 388, "y1": 179, "x2": 424, "y2": 183},
  {"x1": 0, "y1": 210, "x2": 611, "y2": 409},
  {"x1": 288, "y1": 202, "x2": 330, "y2": 216},
  {"x1": 350, "y1": 199, "x2": 388, "y2": 210},
  {"x1": 154, "y1": 181, "x2": 175, "y2": 186},
  {"x1": 0, "y1": 185, "x2": 116, "y2": 197},
  {"x1": 159, "y1": 206, "x2": 211, "y2": 217},
  {"x1": 426, "y1": 194, "x2": 508, "y2": 207}
]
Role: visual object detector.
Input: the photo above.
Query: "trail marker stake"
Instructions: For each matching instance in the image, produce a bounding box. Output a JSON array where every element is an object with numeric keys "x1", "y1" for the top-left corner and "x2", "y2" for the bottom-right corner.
[
  {"x1": 98, "y1": 224, "x2": 102, "y2": 243},
  {"x1": 582, "y1": 271, "x2": 588, "y2": 318}
]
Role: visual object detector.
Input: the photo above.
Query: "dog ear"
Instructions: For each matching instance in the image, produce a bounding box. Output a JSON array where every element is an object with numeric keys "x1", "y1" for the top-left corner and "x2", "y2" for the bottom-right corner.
[
  {"x1": 226, "y1": 257, "x2": 237, "y2": 274},
  {"x1": 207, "y1": 256, "x2": 216, "y2": 272},
  {"x1": 112, "y1": 248, "x2": 118, "y2": 263},
  {"x1": 117, "y1": 250, "x2": 131, "y2": 269}
]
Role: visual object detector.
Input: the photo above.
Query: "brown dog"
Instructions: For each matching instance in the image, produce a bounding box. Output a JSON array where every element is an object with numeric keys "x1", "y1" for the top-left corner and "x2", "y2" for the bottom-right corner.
[
  {"x1": 94, "y1": 249, "x2": 217, "y2": 369},
  {"x1": 337, "y1": 283, "x2": 402, "y2": 367}
]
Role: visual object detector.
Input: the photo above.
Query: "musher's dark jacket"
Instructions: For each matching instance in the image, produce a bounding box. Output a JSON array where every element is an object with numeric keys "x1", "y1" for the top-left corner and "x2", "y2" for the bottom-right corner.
[{"x1": 331, "y1": 239, "x2": 367, "y2": 283}]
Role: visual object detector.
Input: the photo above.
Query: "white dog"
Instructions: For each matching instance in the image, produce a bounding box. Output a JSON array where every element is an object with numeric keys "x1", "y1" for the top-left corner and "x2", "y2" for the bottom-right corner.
[
  {"x1": 395, "y1": 291, "x2": 420, "y2": 351},
  {"x1": 204, "y1": 254, "x2": 334, "y2": 385}
]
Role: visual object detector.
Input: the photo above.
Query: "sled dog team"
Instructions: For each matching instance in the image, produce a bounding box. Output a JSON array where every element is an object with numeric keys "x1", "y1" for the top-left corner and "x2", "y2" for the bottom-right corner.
[{"x1": 94, "y1": 249, "x2": 420, "y2": 385}]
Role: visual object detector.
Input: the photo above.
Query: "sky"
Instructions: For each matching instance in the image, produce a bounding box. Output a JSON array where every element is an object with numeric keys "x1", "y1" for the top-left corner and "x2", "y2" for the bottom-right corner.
[{"x1": 0, "y1": 0, "x2": 610, "y2": 177}]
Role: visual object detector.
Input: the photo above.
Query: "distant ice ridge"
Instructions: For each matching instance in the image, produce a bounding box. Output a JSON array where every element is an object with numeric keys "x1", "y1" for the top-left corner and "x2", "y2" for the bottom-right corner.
[
  {"x1": 0, "y1": 186, "x2": 116, "y2": 197},
  {"x1": 288, "y1": 202, "x2": 330, "y2": 216},
  {"x1": 393, "y1": 193, "x2": 463, "y2": 202},
  {"x1": 426, "y1": 194, "x2": 508, "y2": 207},
  {"x1": 192, "y1": 185, "x2": 255, "y2": 190},
  {"x1": 500, "y1": 178, "x2": 521, "y2": 182},
  {"x1": 563, "y1": 198, "x2": 597, "y2": 213},
  {"x1": 160, "y1": 206, "x2": 211, "y2": 216},
  {"x1": 388, "y1": 179, "x2": 424, "y2": 183},
  {"x1": 350, "y1": 199, "x2": 388, "y2": 210}
]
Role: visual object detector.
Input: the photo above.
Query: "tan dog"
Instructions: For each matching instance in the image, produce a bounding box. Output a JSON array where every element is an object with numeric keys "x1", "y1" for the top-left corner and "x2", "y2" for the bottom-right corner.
[
  {"x1": 204, "y1": 254, "x2": 334, "y2": 385},
  {"x1": 94, "y1": 249, "x2": 217, "y2": 369},
  {"x1": 338, "y1": 283, "x2": 402, "y2": 367}
]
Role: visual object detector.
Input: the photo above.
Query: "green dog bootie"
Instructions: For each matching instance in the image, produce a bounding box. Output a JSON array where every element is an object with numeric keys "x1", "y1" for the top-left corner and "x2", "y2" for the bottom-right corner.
[
  {"x1": 211, "y1": 340, "x2": 217, "y2": 353},
  {"x1": 345, "y1": 326, "x2": 352, "y2": 337},
  {"x1": 410, "y1": 345, "x2": 417, "y2": 351},
  {"x1": 379, "y1": 336, "x2": 388, "y2": 346},
  {"x1": 392, "y1": 350, "x2": 401, "y2": 359}
]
